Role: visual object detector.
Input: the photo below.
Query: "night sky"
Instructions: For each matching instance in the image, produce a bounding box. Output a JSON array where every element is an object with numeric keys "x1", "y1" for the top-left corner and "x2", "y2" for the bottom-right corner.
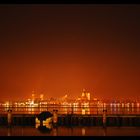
[{"x1": 0, "y1": 5, "x2": 140, "y2": 101}]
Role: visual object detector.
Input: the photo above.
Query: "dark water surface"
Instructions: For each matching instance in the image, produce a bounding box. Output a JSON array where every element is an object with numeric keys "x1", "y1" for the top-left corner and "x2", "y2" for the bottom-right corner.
[{"x1": 0, "y1": 126, "x2": 140, "y2": 136}]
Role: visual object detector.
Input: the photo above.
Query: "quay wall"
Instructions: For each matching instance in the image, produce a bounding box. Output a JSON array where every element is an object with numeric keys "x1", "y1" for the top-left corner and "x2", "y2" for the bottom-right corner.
[{"x1": 0, "y1": 114, "x2": 140, "y2": 126}]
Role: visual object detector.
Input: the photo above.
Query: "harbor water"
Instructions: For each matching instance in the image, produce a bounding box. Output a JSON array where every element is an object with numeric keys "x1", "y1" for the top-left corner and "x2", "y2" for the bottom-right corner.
[{"x1": 0, "y1": 126, "x2": 140, "y2": 136}]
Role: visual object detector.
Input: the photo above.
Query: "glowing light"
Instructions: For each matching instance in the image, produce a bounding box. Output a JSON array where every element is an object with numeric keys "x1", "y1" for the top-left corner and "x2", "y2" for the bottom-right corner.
[
  {"x1": 121, "y1": 103, "x2": 124, "y2": 107},
  {"x1": 103, "y1": 103, "x2": 106, "y2": 107},
  {"x1": 35, "y1": 123, "x2": 40, "y2": 128},
  {"x1": 114, "y1": 103, "x2": 117, "y2": 108},
  {"x1": 131, "y1": 103, "x2": 134, "y2": 108},
  {"x1": 4, "y1": 102, "x2": 9, "y2": 107},
  {"x1": 35, "y1": 117, "x2": 40, "y2": 124},
  {"x1": 40, "y1": 94, "x2": 44, "y2": 100},
  {"x1": 82, "y1": 108, "x2": 86, "y2": 115},
  {"x1": 86, "y1": 93, "x2": 90, "y2": 100},
  {"x1": 127, "y1": 103, "x2": 130, "y2": 108},
  {"x1": 43, "y1": 117, "x2": 52, "y2": 124},
  {"x1": 117, "y1": 103, "x2": 120, "y2": 107},
  {"x1": 93, "y1": 98, "x2": 97, "y2": 101},
  {"x1": 82, "y1": 93, "x2": 85, "y2": 97},
  {"x1": 64, "y1": 94, "x2": 67, "y2": 98}
]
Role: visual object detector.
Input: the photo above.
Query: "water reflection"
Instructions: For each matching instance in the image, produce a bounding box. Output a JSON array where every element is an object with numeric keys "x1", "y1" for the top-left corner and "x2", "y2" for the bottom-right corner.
[
  {"x1": 38, "y1": 125, "x2": 52, "y2": 133},
  {"x1": 103, "y1": 127, "x2": 107, "y2": 136},
  {"x1": 36, "y1": 122, "x2": 53, "y2": 133},
  {"x1": 71, "y1": 127, "x2": 74, "y2": 135},
  {"x1": 82, "y1": 128, "x2": 86, "y2": 136},
  {"x1": 1, "y1": 104, "x2": 140, "y2": 115},
  {"x1": 21, "y1": 127, "x2": 23, "y2": 136},
  {"x1": 86, "y1": 107, "x2": 90, "y2": 115},
  {"x1": 7, "y1": 126, "x2": 12, "y2": 136},
  {"x1": 53, "y1": 127, "x2": 58, "y2": 136},
  {"x1": 0, "y1": 126, "x2": 139, "y2": 136}
]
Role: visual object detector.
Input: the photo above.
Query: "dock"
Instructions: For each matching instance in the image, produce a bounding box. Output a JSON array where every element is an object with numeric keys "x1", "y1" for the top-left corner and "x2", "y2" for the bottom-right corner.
[{"x1": 0, "y1": 113, "x2": 140, "y2": 126}]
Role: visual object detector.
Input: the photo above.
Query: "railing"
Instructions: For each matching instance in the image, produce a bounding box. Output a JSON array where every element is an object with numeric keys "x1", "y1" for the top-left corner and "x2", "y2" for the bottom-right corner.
[{"x1": 0, "y1": 106, "x2": 140, "y2": 115}]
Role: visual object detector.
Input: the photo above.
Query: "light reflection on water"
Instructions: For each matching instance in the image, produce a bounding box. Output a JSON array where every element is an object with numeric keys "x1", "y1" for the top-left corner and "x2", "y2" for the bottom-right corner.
[
  {"x1": 0, "y1": 126, "x2": 140, "y2": 136},
  {"x1": 0, "y1": 104, "x2": 140, "y2": 115},
  {"x1": 1, "y1": 106, "x2": 140, "y2": 115}
]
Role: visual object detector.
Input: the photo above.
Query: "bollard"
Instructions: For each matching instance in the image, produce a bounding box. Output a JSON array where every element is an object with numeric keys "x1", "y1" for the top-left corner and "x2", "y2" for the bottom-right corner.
[
  {"x1": 103, "y1": 109, "x2": 107, "y2": 127},
  {"x1": 53, "y1": 110, "x2": 58, "y2": 124},
  {"x1": 7, "y1": 109, "x2": 12, "y2": 126}
]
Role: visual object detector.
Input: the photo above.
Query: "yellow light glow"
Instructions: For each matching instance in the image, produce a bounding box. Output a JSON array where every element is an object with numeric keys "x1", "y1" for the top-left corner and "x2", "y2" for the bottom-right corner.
[
  {"x1": 35, "y1": 117, "x2": 40, "y2": 124},
  {"x1": 82, "y1": 108, "x2": 86, "y2": 115}
]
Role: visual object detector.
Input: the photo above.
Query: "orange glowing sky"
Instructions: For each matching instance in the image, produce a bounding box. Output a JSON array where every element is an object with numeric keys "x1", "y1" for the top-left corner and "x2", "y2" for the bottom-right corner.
[{"x1": 0, "y1": 5, "x2": 140, "y2": 101}]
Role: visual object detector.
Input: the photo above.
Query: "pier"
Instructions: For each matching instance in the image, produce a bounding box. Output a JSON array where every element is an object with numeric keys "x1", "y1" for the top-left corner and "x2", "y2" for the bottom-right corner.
[{"x1": 0, "y1": 113, "x2": 140, "y2": 126}]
